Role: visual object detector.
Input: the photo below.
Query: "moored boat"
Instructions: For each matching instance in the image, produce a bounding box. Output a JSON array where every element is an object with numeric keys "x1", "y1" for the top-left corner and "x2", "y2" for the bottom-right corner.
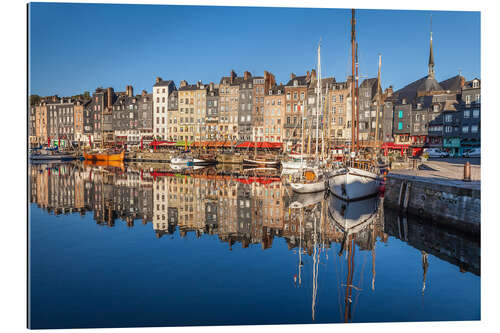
[
  {"x1": 290, "y1": 167, "x2": 328, "y2": 194},
  {"x1": 327, "y1": 167, "x2": 381, "y2": 201},
  {"x1": 243, "y1": 157, "x2": 280, "y2": 167},
  {"x1": 83, "y1": 150, "x2": 125, "y2": 161}
]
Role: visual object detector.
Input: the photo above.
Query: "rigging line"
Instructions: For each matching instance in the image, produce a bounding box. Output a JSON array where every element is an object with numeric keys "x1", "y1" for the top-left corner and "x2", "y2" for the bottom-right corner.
[{"x1": 352, "y1": 250, "x2": 368, "y2": 320}]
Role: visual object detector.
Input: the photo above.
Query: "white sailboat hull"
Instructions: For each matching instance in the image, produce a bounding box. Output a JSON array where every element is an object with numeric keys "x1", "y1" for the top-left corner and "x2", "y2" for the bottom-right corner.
[
  {"x1": 170, "y1": 157, "x2": 190, "y2": 165},
  {"x1": 328, "y1": 167, "x2": 380, "y2": 201},
  {"x1": 282, "y1": 160, "x2": 308, "y2": 169},
  {"x1": 290, "y1": 180, "x2": 326, "y2": 193}
]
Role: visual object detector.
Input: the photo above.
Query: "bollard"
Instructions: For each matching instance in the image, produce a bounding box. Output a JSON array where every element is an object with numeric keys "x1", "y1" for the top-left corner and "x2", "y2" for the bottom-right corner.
[{"x1": 463, "y1": 162, "x2": 471, "y2": 181}]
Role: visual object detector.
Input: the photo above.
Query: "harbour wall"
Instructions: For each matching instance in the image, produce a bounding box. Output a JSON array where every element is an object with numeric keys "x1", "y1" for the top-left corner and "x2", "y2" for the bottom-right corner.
[{"x1": 384, "y1": 174, "x2": 480, "y2": 234}]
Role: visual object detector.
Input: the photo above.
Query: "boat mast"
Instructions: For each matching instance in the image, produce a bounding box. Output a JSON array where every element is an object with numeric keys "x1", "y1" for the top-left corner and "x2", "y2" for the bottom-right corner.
[
  {"x1": 355, "y1": 42, "x2": 360, "y2": 152},
  {"x1": 375, "y1": 54, "x2": 382, "y2": 150},
  {"x1": 350, "y1": 9, "x2": 357, "y2": 157},
  {"x1": 315, "y1": 40, "x2": 321, "y2": 160}
]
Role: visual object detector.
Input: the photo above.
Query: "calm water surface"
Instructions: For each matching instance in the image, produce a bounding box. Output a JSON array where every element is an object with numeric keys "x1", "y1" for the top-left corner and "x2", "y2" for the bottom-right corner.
[{"x1": 28, "y1": 162, "x2": 480, "y2": 329}]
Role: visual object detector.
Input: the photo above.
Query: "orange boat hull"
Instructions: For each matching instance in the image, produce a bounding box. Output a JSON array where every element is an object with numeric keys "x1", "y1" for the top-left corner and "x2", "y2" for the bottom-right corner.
[{"x1": 84, "y1": 151, "x2": 125, "y2": 161}]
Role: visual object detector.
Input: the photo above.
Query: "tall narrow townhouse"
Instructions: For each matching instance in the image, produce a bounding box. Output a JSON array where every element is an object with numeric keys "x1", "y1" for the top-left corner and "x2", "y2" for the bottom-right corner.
[{"x1": 153, "y1": 77, "x2": 176, "y2": 140}]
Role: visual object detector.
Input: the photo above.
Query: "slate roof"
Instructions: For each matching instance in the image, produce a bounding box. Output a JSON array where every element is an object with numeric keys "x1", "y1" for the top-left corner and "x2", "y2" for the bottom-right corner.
[
  {"x1": 153, "y1": 80, "x2": 174, "y2": 87},
  {"x1": 285, "y1": 75, "x2": 308, "y2": 87},
  {"x1": 439, "y1": 75, "x2": 464, "y2": 92},
  {"x1": 394, "y1": 75, "x2": 443, "y2": 102}
]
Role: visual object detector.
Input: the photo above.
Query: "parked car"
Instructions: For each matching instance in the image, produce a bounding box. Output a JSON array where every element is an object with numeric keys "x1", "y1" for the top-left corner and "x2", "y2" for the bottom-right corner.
[
  {"x1": 463, "y1": 148, "x2": 480, "y2": 158},
  {"x1": 423, "y1": 148, "x2": 449, "y2": 158}
]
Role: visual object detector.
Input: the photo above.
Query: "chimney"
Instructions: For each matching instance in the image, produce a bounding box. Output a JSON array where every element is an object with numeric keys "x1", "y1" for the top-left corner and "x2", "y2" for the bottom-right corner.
[
  {"x1": 107, "y1": 87, "x2": 114, "y2": 108},
  {"x1": 126, "y1": 85, "x2": 133, "y2": 97},
  {"x1": 244, "y1": 71, "x2": 251, "y2": 80},
  {"x1": 264, "y1": 70, "x2": 269, "y2": 80},
  {"x1": 306, "y1": 71, "x2": 310, "y2": 81},
  {"x1": 311, "y1": 69, "x2": 316, "y2": 79},
  {"x1": 156, "y1": 77, "x2": 162, "y2": 84},
  {"x1": 290, "y1": 73, "x2": 296, "y2": 80},
  {"x1": 209, "y1": 82, "x2": 214, "y2": 91},
  {"x1": 230, "y1": 70, "x2": 237, "y2": 84},
  {"x1": 197, "y1": 80, "x2": 201, "y2": 88},
  {"x1": 180, "y1": 80, "x2": 188, "y2": 88},
  {"x1": 142, "y1": 90, "x2": 147, "y2": 97},
  {"x1": 460, "y1": 76, "x2": 465, "y2": 88}
]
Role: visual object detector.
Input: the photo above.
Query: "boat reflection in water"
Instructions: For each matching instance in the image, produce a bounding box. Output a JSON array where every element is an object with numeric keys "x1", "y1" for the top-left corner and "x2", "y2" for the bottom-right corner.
[
  {"x1": 28, "y1": 161, "x2": 480, "y2": 328},
  {"x1": 327, "y1": 194, "x2": 380, "y2": 323}
]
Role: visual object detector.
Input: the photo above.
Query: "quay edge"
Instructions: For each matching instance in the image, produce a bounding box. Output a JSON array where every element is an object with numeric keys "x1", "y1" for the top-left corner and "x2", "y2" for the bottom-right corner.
[{"x1": 384, "y1": 174, "x2": 480, "y2": 234}]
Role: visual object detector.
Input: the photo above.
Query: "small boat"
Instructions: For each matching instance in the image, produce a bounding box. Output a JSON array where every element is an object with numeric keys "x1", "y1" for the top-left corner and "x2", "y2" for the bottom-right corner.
[
  {"x1": 83, "y1": 150, "x2": 125, "y2": 161},
  {"x1": 170, "y1": 156, "x2": 191, "y2": 165},
  {"x1": 290, "y1": 167, "x2": 329, "y2": 194},
  {"x1": 327, "y1": 167, "x2": 381, "y2": 201},
  {"x1": 30, "y1": 148, "x2": 75, "y2": 162},
  {"x1": 243, "y1": 157, "x2": 280, "y2": 167}
]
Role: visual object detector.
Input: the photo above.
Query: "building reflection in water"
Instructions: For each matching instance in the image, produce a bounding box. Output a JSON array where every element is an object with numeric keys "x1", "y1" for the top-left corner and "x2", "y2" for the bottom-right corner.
[{"x1": 29, "y1": 161, "x2": 479, "y2": 323}]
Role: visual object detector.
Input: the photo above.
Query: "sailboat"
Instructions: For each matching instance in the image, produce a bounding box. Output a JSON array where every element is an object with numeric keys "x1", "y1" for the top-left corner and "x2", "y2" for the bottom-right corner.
[
  {"x1": 327, "y1": 9, "x2": 381, "y2": 201},
  {"x1": 290, "y1": 41, "x2": 330, "y2": 193}
]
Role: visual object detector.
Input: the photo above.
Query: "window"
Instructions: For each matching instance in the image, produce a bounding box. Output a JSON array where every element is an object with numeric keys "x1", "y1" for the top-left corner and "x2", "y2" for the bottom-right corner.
[
  {"x1": 445, "y1": 114, "x2": 452, "y2": 122},
  {"x1": 415, "y1": 114, "x2": 420, "y2": 121},
  {"x1": 475, "y1": 94, "x2": 480, "y2": 103},
  {"x1": 286, "y1": 93, "x2": 290, "y2": 100},
  {"x1": 433, "y1": 104, "x2": 440, "y2": 112},
  {"x1": 462, "y1": 126, "x2": 469, "y2": 133},
  {"x1": 471, "y1": 125, "x2": 478, "y2": 133},
  {"x1": 445, "y1": 126, "x2": 452, "y2": 133},
  {"x1": 398, "y1": 110, "x2": 403, "y2": 118},
  {"x1": 398, "y1": 122, "x2": 403, "y2": 130},
  {"x1": 472, "y1": 80, "x2": 479, "y2": 88},
  {"x1": 473, "y1": 109, "x2": 480, "y2": 118},
  {"x1": 465, "y1": 95, "x2": 471, "y2": 104},
  {"x1": 464, "y1": 110, "x2": 470, "y2": 118},
  {"x1": 339, "y1": 95, "x2": 344, "y2": 102},
  {"x1": 300, "y1": 92, "x2": 305, "y2": 100}
]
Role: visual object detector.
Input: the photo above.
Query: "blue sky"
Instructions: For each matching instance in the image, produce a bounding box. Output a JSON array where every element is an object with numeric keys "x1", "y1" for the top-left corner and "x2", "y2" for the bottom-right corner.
[{"x1": 28, "y1": 3, "x2": 480, "y2": 96}]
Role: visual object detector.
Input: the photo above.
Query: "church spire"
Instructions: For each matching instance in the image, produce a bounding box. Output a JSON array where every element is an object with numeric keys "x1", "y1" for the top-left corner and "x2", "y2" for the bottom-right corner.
[{"x1": 428, "y1": 14, "x2": 435, "y2": 78}]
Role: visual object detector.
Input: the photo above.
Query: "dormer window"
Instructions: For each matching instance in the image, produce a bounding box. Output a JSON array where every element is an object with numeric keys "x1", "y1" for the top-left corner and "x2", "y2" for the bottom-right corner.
[
  {"x1": 433, "y1": 104, "x2": 440, "y2": 112},
  {"x1": 472, "y1": 80, "x2": 479, "y2": 88},
  {"x1": 293, "y1": 80, "x2": 298, "y2": 86}
]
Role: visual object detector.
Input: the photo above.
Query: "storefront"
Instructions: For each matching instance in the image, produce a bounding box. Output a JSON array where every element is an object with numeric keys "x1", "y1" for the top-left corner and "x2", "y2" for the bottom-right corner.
[{"x1": 443, "y1": 138, "x2": 461, "y2": 157}]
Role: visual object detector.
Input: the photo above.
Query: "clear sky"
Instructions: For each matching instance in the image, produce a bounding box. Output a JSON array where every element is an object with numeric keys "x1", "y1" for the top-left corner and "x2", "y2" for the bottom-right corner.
[{"x1": 28, "y1": 2, "x2": 480, "y2": 97}]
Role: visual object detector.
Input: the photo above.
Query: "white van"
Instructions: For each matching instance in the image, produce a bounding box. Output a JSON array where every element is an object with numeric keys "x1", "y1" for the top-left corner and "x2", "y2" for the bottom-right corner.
[{"x1": 423, "y1": 148, "x2": 449, "y2": 158}]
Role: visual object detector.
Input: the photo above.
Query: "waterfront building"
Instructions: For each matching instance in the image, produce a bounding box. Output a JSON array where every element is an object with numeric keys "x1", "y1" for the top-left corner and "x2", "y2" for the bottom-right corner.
[
  {"x1": 29, "y1": 105, "x2": 38, "y2": 146},
  {"x1": 284, "y1": 73, "x2": 309, "y2": 150},
  {"x1": 112, "y1": 91, "x2": 140, "y2": 146},
  {"x1": 194, "y1": 81, "x2": 208, "y2": 141},
  {"x1": 459, "y1": 78, "x2": 481, "y2": 154},
  {"x1": 47, "y1": 97, "x2": 75, "y2": 147},
  {"x1": 102, "y1": 87, "x2": 117, "y2": 145},
  {"x1": 238, "y1": 71, "x2": 253, "y2": 141},
  {"x1": 358, "y1": 77, "x2": 381, "y2": 142},
  {"x1": 35, "y1": 101, "x2": 48, "y2": 145},
  {"x1": 84, "y1": 87, "x2": 109, "y2": 146},
  {"x1": 177, "y1": 80, "x2": 198, "y2": 142},
  {"x1": 153, "y1": 77, "x2": 176, "y2": 141},
  {"x1": 218, "y1": 70, "x2": 240, "y2": 141},
  {"x1": 252, "y1": 71, "x2": 276, "y2": 142},
  {"x1": 327, "y1": 80, "x2": 351, "y2": 146},
  {"x1": 137, "y1": 90, "x2": 154, "y2": 142},
  {"x1": 167, "y1": 90, "x2": 178, "y2": 141},
  {"x1": 263, "y1": 84, "x2": 286, "y2": 142},
  {"x1": 206, "y1": 82, "x2": 219, "y2": 140},
  {"x1": 153, "y1": 176, "x2": 172, "y2": 236},
  {"x1": 306, "y1": 72, "x2": 335, "y2": 150},
  {"x1": 73, "y1": 99, "x2": 88, "y2": 145}
]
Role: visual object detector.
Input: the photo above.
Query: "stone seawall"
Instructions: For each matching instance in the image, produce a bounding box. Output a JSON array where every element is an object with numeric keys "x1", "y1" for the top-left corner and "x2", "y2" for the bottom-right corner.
[{"x1": 384, "y1": 174, "x2": 480, "y2": 234}]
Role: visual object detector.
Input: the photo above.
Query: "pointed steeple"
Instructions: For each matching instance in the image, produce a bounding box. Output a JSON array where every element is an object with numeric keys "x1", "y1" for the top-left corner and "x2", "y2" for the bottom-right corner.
[{"x1": 428, "y1": 14, "x2": 435, "y2": 78}]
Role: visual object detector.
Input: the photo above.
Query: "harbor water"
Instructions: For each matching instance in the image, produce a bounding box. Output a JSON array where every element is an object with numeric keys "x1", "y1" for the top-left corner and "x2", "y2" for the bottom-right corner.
[{"x1": 28, "y1": 161, "x2": 480, "y2": 329}]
